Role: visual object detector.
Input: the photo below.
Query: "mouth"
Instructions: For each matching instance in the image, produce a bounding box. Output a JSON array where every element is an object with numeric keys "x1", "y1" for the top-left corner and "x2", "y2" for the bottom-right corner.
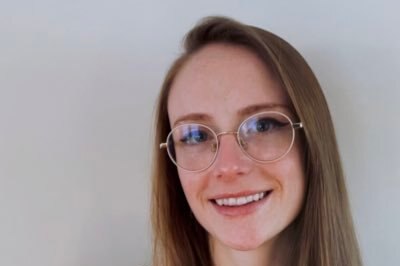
[{"x1": 210, "y1": 190, "x2": 273, "y2": 216}]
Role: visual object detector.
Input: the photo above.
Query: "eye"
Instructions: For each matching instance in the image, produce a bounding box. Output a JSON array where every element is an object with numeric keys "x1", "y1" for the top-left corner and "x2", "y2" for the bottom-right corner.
[
  {"x1": 256, "y1": 118, "x2": 279, "y2": 132},
  {"x1": 179, "y1": 128, "x2": 209, "y2": 145},
  {"x1": 245, "y1": 117, "x2": 287, "y2": 134}
]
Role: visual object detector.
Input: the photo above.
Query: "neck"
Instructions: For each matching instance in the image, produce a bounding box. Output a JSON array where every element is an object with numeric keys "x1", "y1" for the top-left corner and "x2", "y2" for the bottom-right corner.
[{"x1": 210, "y1": 227, "x2": 295, "y2": 266}]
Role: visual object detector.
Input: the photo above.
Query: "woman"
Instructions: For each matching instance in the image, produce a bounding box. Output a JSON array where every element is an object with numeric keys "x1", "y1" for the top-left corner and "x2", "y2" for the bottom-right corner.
[{"x1": 150, "y1": 16, "x2": 362, "y2": 266}]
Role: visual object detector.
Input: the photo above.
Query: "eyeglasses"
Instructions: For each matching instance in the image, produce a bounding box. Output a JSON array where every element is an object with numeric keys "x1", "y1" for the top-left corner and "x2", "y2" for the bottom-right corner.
[{"x1": 160, "y1": 111, "x2": 303, "y2": 172}]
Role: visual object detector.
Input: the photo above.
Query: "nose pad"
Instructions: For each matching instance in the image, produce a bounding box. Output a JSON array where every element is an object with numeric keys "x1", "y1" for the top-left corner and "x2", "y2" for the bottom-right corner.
[
  {"x1": 238, "y1": 137, "x2": 248, "y2": 150},
  {"x1": 211, "y1": 142, "x2": 217, "y2": 153}
]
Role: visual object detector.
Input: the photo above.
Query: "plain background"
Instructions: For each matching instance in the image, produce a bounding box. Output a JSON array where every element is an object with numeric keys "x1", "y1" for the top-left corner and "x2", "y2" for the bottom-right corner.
[{"x1": 1, "y1": 0, "x2": 399, "y2": 265}]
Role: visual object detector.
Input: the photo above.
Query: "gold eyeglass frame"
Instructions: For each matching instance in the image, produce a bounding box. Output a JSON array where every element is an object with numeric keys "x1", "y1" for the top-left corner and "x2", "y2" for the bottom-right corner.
[{"x1": 160, "y1": 111, "x2": 304, "y2": 172}]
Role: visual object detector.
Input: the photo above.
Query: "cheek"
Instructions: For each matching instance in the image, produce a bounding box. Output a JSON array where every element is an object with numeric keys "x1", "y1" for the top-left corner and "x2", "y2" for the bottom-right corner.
[
  {"x1": 281, "y1": 156, "x2": 304, "y2": 192},
  {"x1": 277, "y1": 147, "x2": 306, "y2": 213},
  {"x1": 262, "y1": 143, "x2": 305, "y2": 210},
  {"x1": 178, "y1": 170, "x2": 209, "y2": 209},
  {"x1": 281, "y1": 171, "x2": 305, "y2": 214}
]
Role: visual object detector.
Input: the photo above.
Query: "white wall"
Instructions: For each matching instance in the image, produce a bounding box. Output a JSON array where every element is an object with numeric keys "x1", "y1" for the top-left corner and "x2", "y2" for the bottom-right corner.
[{"x1": 1, "y1": 1, "x2": 399, "y2": 265}]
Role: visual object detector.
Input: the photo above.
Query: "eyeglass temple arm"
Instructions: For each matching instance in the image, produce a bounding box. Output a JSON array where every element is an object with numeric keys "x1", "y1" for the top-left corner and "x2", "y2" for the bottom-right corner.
[
  {"x1": 293, "y1": 122, "x2": 303, "y2": 130},
  {"x1": 160, "y1": 143, "x2": 167, "y2": 149}
]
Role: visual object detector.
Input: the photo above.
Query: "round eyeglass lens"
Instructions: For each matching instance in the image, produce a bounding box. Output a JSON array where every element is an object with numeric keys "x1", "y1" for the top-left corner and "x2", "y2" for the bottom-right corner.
[
  {"x1": 238, "y1": 112, "x2": 295, "y2": 162},
  {"x1": 166, "y1": 124, "x2": 218, "y2": 171}
]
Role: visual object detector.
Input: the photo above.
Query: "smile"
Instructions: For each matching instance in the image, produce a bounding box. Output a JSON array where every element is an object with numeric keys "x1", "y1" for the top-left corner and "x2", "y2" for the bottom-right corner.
[{"x1": 213, "y1": 190, "x2": 272, "y2": 207}]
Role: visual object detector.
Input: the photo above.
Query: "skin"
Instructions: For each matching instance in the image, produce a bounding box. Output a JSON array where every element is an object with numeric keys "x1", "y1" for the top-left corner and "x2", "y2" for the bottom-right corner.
[{"x1": 167, "y1": 43, "x2": 306, "y2": 266}]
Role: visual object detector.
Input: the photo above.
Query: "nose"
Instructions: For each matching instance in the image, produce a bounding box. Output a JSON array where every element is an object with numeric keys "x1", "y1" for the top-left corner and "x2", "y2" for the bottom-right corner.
[{"x1": 211, "y1": 133, "x2": 252, "y2": 179}]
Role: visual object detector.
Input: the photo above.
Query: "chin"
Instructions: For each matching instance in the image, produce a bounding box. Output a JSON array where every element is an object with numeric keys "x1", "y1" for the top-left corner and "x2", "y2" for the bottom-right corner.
[
  {"x1": 220, "y1": 234, "x2": 268, "y2": 251},
  {"x1": 230, "y1": 243, "x2": 261, "y2": 251}
]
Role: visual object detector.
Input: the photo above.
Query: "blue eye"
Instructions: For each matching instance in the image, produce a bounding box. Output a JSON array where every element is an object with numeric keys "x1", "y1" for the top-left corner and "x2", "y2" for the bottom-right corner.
[
  {"x1": 180, "y1": 129, "x2": 209, "y2": 144},
  {"x1": 249, "y1": 118, "x2": 287, "y2": 133}
]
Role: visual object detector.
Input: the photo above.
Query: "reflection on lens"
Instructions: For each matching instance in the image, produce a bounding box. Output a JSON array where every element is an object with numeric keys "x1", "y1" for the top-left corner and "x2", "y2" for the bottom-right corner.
[
  {"x1": 238, "y1": 112, "x2": 295, "y2": 162},
  {"x1": 166, "y1": 124, "x2": 218, "y2": 171}
]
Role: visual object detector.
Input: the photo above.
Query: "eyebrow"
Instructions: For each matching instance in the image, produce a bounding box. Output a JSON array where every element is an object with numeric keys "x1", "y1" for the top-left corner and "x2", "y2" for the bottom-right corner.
[
  {"x1": 173, "y1": 113, "x2": 213, "y2": 127},
  {"x1": 237, "y1": 103, "x2": 290, "y2": 117},
  {"x1": 172, "y1": 103, "x2": 290, "y2": 127}
]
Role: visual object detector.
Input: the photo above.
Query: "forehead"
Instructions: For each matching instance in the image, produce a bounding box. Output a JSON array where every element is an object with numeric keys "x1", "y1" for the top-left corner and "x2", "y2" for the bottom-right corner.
[{"x1": 167, "y1": 43, "x2": 289, "y2": 126}]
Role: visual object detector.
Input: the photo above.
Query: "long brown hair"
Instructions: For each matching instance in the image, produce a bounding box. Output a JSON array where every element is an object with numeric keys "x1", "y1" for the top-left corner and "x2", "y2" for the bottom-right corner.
[{"x1": 150, "y1": 16, "x2": 362, "y2": 266}]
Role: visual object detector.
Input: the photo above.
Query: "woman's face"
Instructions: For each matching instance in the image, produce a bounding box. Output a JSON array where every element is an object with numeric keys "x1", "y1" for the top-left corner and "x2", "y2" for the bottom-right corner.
[{"x1": 167, "y1": 43, "x2": 305, "y2": 251}]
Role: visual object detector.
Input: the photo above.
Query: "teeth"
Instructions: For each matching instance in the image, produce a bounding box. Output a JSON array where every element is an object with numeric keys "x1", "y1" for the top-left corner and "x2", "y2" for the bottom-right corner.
[
  {"x1": 214, "y1": 192, "x2": 268, "y2": 207},
  {"x1": 237, "y1": 197, "x2": 246, "y2": 205},
  {"x1": 228, "y1": 198, "x2": 236, "y2": 205}
]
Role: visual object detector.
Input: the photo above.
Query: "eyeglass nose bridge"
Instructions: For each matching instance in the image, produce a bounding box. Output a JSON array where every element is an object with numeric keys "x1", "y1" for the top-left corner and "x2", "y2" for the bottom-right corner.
[
  {"x1": 212, "y1": 131, "x2": 248, "y2": 153},
  {"x1": 216, "y1": 131, "x2": 238, "y2": 138}
]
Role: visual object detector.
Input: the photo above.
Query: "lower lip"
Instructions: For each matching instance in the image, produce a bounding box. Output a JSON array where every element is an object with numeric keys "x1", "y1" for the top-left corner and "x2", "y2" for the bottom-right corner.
[{"x1": 211, "y1": 191, "x2": 272, "y2": 217}]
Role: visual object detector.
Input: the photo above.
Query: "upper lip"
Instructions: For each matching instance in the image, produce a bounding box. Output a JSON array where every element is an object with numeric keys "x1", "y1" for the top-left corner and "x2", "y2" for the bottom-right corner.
[{"x1": 210, "y1": 189, "x2": 272, "y2": 200}]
